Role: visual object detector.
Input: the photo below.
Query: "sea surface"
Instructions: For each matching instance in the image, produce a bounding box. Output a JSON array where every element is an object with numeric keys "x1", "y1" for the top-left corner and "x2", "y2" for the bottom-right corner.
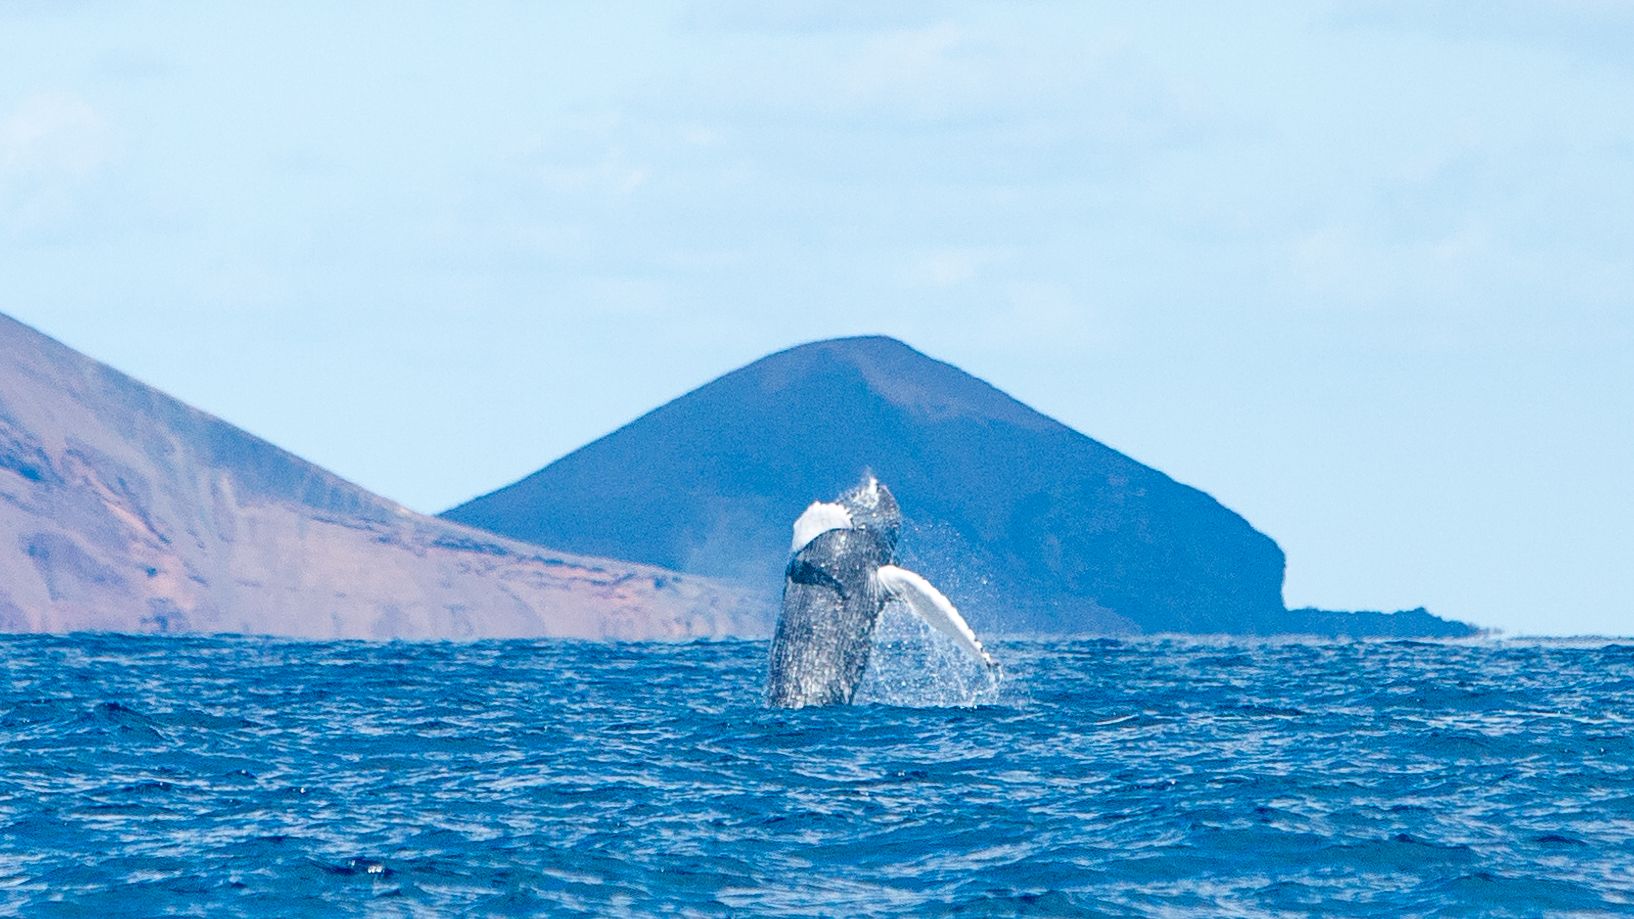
[{"x1": 2, "y1": 625, "x2": 1633, "y2": 916}]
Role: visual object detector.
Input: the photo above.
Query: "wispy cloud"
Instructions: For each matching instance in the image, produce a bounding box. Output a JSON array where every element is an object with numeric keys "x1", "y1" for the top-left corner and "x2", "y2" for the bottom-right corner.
[
  {"x1": 0, "y1": 92, "x2": 108, "y2": 178},
  {"x1": 1331, "y1": 0, "x2": 1634, "y2": 64},
  {"x1": 0, "y1": 92, "x2": 112, "y2": 239},
  {"x1": 681, "y1": 0, "x2": 948, "y2": 36},
  {"x1": 903, "y1": 247, "x2": 1005, "y2": 289}
]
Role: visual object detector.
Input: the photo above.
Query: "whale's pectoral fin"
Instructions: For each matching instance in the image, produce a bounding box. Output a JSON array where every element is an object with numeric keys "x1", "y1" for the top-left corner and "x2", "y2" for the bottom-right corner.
[{"x1": 875, "y1": 565, "x2": 996, "y2": 670}]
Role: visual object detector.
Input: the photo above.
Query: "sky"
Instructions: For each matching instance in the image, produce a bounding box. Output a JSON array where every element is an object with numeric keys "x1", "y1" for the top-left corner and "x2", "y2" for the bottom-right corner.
[{"x1": 1, "y1": 2, "x2": 1630, "y2": 636}]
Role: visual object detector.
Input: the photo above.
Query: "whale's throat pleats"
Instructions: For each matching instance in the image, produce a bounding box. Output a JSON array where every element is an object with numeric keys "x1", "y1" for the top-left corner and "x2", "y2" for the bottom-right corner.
[{"x1": 767, "y1": 527, "x2": 889, "y2": 707}]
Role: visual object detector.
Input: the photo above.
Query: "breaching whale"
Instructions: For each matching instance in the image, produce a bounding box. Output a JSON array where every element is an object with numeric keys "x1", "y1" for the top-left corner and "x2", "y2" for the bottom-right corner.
[{"x1": 765, "y1": 476, "x2": 996, "y2": 708}]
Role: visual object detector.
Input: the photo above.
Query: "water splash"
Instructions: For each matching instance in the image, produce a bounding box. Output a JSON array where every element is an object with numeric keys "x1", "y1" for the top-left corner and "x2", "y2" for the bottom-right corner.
[{"x1": 853, "y1": 600, "x2": 1005, "y2": 707}]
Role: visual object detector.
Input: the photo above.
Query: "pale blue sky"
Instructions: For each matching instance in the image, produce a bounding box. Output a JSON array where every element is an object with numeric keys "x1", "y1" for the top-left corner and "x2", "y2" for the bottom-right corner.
[{"x1": 2, "y1": 2, "x2": 1630, "y2": 635}]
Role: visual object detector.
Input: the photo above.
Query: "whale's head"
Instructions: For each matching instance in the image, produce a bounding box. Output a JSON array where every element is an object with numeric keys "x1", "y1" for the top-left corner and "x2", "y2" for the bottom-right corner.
[
  {"x1": 788, "y1": 475, "x2": 901, "y2": 564},
  {"x1": 835, "y1": 475, "x2": 900, "y2": 547}
]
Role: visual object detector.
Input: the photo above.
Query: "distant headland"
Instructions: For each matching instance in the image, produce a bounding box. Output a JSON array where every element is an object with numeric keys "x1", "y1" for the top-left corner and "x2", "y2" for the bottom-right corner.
[{"x1": 0, "y1": 313, "x2": 759, "y2": 638}]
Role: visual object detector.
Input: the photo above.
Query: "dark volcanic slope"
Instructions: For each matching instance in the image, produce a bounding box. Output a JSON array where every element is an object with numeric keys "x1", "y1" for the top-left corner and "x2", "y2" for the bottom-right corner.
[
  {"x1": 446, "y1": 336, "x2": 1438, "y2": 636},
  {"x1": 0, "y1": 313, "x2": 761, "y2": 638}
]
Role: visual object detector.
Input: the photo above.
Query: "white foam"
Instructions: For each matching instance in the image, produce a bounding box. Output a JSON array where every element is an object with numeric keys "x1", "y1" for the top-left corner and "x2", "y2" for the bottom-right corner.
[
  {"x1": 790, "y1": 501, "x2": 853, "y2": 552},
  {"x1": 855, "y1": 475, "x2": 880, "y2": 510}
]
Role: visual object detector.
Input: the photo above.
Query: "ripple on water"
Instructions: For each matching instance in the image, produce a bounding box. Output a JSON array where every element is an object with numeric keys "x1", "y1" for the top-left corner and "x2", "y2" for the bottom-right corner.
[{"x1": 1, "y1": 633, "x2": 1632, "y2": 915}]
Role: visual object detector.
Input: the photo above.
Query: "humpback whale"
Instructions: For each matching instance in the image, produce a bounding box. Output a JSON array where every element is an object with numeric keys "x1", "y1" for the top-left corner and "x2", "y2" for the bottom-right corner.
[{"x1": 765, "y1": 477, "x2": 996, "y2": 708}]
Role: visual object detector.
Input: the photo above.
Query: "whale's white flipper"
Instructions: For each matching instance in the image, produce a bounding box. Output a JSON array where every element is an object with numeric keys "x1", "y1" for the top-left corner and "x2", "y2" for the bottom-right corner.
[
  {"x1": 875, "y1": 565, "x2": 995, "y2": 669},
  {"x1": 791, "y1": 501, "x2": 853, "y2": 552}
]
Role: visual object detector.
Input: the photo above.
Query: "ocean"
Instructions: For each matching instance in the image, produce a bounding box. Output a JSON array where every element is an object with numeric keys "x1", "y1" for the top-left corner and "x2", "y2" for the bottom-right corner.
[{"x1": 2, "y1": 626, "x2": 1632, "y2": 916}]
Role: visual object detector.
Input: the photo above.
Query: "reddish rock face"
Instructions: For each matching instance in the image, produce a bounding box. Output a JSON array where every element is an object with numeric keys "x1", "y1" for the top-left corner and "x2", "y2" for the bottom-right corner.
[{"x1": 0, "y1": 313, "x2": 767, "y2": 639}]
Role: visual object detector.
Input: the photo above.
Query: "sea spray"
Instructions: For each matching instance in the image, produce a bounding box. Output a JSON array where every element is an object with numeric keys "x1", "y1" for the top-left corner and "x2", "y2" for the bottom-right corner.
[{"x1": 853, "y1": 600, "x2": 1006, "y2": 707}]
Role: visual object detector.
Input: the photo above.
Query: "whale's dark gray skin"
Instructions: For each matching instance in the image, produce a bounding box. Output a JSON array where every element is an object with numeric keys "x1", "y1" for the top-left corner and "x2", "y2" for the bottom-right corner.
[
  {"x1": 766, "y1": 478, "x2": 902, "y2": 708},
  {"x1": 766, "y1": 477, "x2": 997, "y2": 708}
]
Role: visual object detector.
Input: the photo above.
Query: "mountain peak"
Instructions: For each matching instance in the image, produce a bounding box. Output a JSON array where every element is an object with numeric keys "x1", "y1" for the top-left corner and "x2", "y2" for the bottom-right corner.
[
  {"x1": 736, "y1": 335, "x2": 1063, "y2": 433},
  {"x1": 443, "y1": 337, "x2": 1288, "y2": 634},
  {"x1": 784, "y1": 333, "x2": 913, "y2": 351}
]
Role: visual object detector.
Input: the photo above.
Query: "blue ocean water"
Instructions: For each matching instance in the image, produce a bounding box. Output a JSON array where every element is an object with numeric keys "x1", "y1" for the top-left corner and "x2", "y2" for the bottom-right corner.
[{"x1": 2, "y1": 629, "x2": 1632, "y2": 916}]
